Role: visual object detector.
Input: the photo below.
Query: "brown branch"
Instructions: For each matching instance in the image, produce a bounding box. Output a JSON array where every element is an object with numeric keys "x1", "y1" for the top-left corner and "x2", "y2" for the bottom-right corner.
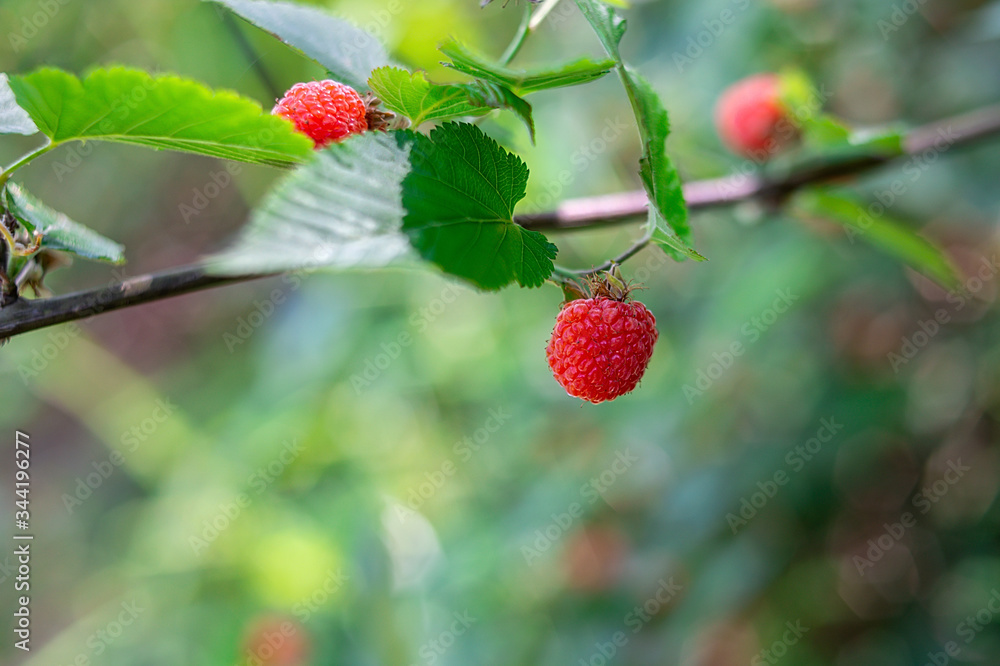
[
  {"x1": 518, "y1": 103, "x2": 1000, "y2": 230},
  {"x1": 2, "y1": 104, "x2": 1000, "y2": 340}
]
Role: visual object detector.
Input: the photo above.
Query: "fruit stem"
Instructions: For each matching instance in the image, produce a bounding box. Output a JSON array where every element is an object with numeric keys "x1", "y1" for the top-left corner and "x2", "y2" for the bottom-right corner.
[{"x1": 557, "y1": 231, "x2": 653, "y2": 278}]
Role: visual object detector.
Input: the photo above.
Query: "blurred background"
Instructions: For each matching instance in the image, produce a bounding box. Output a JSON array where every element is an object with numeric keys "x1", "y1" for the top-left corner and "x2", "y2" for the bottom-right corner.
[{"x1": 2, "y1": 0, "x2": 1000, "y2": 664}]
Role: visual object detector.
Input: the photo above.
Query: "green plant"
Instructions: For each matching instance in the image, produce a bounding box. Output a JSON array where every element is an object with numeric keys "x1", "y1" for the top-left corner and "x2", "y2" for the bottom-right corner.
[{"x1": 0, "y1": 0, "x2": 995, "y2": 398}]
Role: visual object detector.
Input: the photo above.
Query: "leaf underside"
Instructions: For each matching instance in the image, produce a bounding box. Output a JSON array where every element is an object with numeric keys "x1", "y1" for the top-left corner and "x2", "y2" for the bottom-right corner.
[
  {"x1": 5, "y1": 182, "x2": 125, "y2": 263},
  {"x1": 207, "y1": 0, "x2": 392, "y2": 92},
  {"x1": 208, "y1": 123, "x2": 556, "y2": 291}
]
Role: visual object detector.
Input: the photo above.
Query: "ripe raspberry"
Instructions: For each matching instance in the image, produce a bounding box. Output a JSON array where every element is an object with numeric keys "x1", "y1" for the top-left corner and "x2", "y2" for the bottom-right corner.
[
  {"x1": 715, "y1": 73, "x2": 795, "y2": 159},
  {"x1": 546, "y1": 286, "x2": 658, "y2": 404},
  {"x1": 272, "y1": 80, "x2": 368, "y2": 148}
]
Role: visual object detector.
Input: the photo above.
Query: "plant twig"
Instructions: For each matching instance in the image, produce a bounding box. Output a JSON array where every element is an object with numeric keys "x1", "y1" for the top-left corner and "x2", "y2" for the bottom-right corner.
[
  {"x1": 499, "y1": 3, "x2": 534, "y2": 65},
  {"x1": 1, "y1": 104, "x2": 999, "y2": 340},
  {"x1": 558, "y1": 231, "x2": 653, "y2": 277},
  {"x1": 518, "y1": 103, "x2": 1000, "y2": 231}
]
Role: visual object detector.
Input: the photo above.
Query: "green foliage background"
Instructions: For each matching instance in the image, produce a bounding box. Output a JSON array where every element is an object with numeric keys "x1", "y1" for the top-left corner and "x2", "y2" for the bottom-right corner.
[{"x1": 2, "y1": 0, "x2": 1000, "y2": 664}]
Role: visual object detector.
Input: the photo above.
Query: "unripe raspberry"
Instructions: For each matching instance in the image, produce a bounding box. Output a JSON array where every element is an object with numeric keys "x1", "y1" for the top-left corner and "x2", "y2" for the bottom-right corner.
[
  {"x1": 715, "y1": 73, "x2": 796, "y2": 159},
  {"x1": 546, "y1": 281, "x2": 658, "y2": 404},
  {"x1": 272, "y1": 80, "x2": 368, "y2": 148}
]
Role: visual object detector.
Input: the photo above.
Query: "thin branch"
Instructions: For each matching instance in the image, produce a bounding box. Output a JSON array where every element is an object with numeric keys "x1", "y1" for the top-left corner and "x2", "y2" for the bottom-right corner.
[
  {"x1": 518, "y1": 103, "x2": 1000, "y2": 231},
  {"x1": 559, "y1": 231, "x2": 653, "y2": 277},
  {"x1": 1, "y1": 104, "x2": 999, "y2": 340},
  {"x1": 499, "y1": 3, "x2": 533, "y2": 65},
  {"x1": 0, "y1": 266, "x2": 271, "y2": 338}
]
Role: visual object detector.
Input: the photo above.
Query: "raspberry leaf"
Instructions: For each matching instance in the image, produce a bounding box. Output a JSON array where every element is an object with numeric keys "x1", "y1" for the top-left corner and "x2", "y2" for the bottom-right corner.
[
  {"x1": 795, "y1": 189, "x2": 961, "y2": 291},
  {"x1": 207, "y1": 0, "x2": 391, "y2": 93},
  {"x1": 573, "y1": 0, "x2": 703, "y2": 262},
  {"x1": 207, "y1": 123, "x2": 556, "y2": 290},
  {"x1": 401, "y1": 123, "x2": 555, "y2": 289},
  {"x1": 5, "y1": 182, "x2": 125, "y2": 264},
  {"x1": 0, "y1": 74, "x2": 38, "y2": 136},
  {"x1": 368, "y1": 67, "x2": 535, "y2": 141},
  {"x1": 369, "y1": 68, "x2": 494, "y2": 127},
  {"x1": 6, "y1": 67, "x2": 313, "y2": 168},
  {"x1": 439, "y1": 38, "x2": 615, "y2": 94},
  {"x1": 207, "y1": 131, "x2": 415, "y2": 276}
]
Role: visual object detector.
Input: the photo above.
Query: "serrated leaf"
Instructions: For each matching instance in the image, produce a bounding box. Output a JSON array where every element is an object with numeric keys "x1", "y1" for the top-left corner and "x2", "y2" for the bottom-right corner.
[
  {"x1": 369, "y1": 67, "x2": 490, "y2": 127},
  {"x1": 207, "y1": 132, "x2": 415, "y2": 276},
  {"x1": 208, "y1": 124, "x2": 556, "y2": 290},
  {"x1": 0, "y1": 74, "x2": 38, "y2": 136},
  {"x1": 574, "y1": 0, "x2": 702, "y2": 261},
  {"x1": 5, "y1": 182, "x2": 125, "y2": 263},
  {"x1": 439, "y1": 38, "x2": 615, "y2": 94},
  {"x1": 402, "y1": 123, "x2": 555, "y2": 289},
  {"x1": 7, "y1": 67, "x2": 313, "y2": 167},
  {"x1": 207, "y1": 0, "x2": 391, "y2": 92},
  {"x1": 796, "y1": 189, "x2": 960, "y2": 290}
]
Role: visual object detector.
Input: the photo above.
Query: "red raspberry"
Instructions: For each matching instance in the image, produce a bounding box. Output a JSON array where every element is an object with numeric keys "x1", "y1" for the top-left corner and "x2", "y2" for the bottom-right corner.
[
  {"x1": 546, "y1": 296, "x2": 658, "y2": 404},
  {"x1": 715, "y1": 73, "x2": 794, "y2": 159},
  {"x1": 272, "y1": 80, "x2": 368, "y2": 148}
]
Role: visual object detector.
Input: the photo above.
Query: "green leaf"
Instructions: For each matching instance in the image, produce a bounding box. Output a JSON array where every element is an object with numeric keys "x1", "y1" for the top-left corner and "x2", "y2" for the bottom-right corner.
[
  {"x1": 795, "y1": 189, "x2": 960, "y2": 290},
  {"x1": 209, "y1": 124, "x2": 556, "y2": 290},
  {"x1": 5, "y1": 182, "x2": 125, "y2": 263},
  {"x1": 573, "y1": 0, "x2": 702, "y2": 261},
  {"x1": 7, "y1": 67, "x2": 313, "y2": 168},
  {"x1": 207, "y1": 131, "x2": 415, "y2": 277},
  {"x1": 367, "y1": 66, "x2": 535, "y2": 141},
  {"x1": 461, "y1": 80, "x2": 535, "y2": 143},
  {"x1": 800, "y1": 114, "x2": 905, "y2": 158},
  {"x1": 0, "y1": 74, "x2": 38, "y2": 136},
  {"x1": 369, "y1": 67, "x2": 491, "y2": 127},
  {"x1": 570, "y1": 0, "x2": 628, "y2": 60},
  {"x1": 439, "y1": 38, "x2": 615, "y2": 94},
  {"x1": 207, "y1": 0, "x2": 391, "y2": 92},
  {"x1": 402, "y1": 123, "x2": 555, "y2": 289}
]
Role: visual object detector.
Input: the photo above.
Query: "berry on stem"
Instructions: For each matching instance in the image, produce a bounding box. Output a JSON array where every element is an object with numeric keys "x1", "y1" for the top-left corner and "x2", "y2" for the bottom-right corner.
[
  {"x1": 715, "y1": 73, "x2": 796, "y2": 159},
  {"x1": 272, "y1": 80, "x2": 368, "y2": 148},
  {"x1": 546, "y1": 274, "x2": 658, "y2": 404}
]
